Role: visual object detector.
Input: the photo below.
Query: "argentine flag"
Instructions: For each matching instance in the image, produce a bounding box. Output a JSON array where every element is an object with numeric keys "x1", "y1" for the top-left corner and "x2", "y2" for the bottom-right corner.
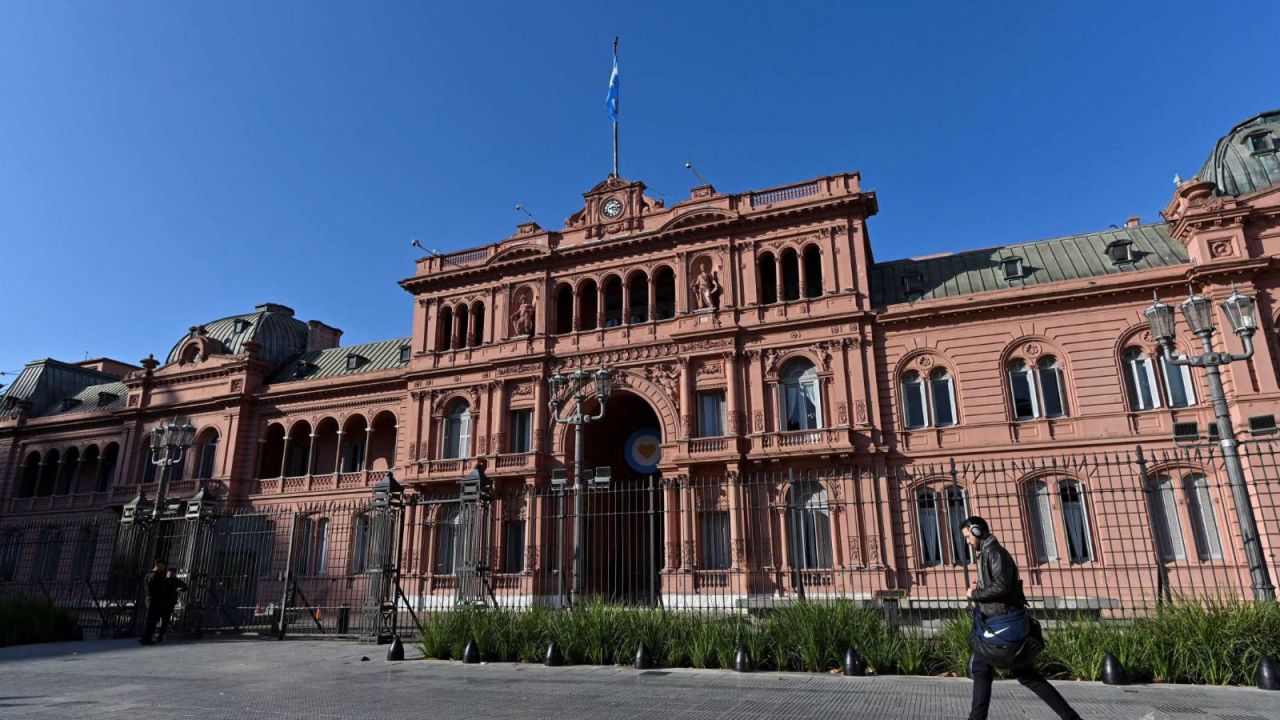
[{"x1": 605, "y1": 56, "x2": 619, "y2": 121}]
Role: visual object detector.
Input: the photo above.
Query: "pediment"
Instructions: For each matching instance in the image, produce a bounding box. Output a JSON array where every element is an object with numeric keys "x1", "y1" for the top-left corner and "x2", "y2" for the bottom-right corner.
[
  {"x1": 658, "y1": 208, "x2": 740, "y2": 233},
  {"x1": 489, "y1": 243, "x2": 550, "y2": 264}
]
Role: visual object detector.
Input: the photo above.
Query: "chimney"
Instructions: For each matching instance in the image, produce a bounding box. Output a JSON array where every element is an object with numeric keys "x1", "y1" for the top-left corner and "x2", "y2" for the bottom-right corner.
[
  {"x1": 307, "y1": 320, "x2": 343, "y2": 352},
  {"x1": 1125, "y1": 216, "x2": 1141, "y2": 228}
]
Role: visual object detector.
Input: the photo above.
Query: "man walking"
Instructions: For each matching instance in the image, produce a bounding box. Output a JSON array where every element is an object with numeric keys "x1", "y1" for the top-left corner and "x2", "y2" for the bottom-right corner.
[
  {"x1": 139, "y1": 560, "x2": 168, "y2": 645},
  {"x1": 961, "y1": 516, "x2": 1081, "y2": 720}
]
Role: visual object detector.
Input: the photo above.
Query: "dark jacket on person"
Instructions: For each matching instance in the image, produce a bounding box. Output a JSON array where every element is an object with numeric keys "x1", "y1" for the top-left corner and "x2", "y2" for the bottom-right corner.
[
  {"x1": 145, "y1": 570, "x2": 168, "y2": 605},
  {"x1": 971, "y1": 535, "x2": 1027, "y2": 617},
  {"x1": 160, "y1": 576, "x2": 187, "y2": 613}
]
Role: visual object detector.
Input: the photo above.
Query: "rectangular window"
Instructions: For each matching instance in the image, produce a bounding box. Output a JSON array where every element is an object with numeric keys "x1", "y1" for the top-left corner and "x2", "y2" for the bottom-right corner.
[
  {"x1": 197, "y1": 442, "x2": 218, "y2": 480},
  {"x1": 698, "y1": 391, "x2": 726, "y2": 437},
  {"x1": 916, "y1": 492, "x2": 942, "y2": 567},
  {"x1": 0, "y1": 533, "x2": 20, "y2": 581},
  {"x1": 1162, "y1": 357, "x2": 1195, "y2": 408},
  {"x1": 351, "y1": 515, "x2": 370, "y2": 573},
  {"x1": 1039, "y1": 365, "x2": 1065, "y2": 418},
  {"x1": 509, "y1": 410, "x2": 533, "y2": 453},
  {"x1": 502, "y1": 520, "x2": 525, "y2": 573},
  {"x1": 945, "y1": 489, "x2": 971, "y2": 566},
  {"x1": 1131, "y1": 355, "x2": 1159, "y2": 410},
  {"x1": 1151, "y1": 479, "x2": 1187, "y2": 562},
  {"x1": 930, "y1": 375, "x2": 955, "y2": 427},
  {"x1": 700, "y1": 511, "x2": 731, "y2": 570},
  {"x1": 1027, "y1": 483, "x2": 1058, "y2": 564},
  {"x1": 71, "y1": 528, "x2": 97, "y2": 581},
  {"x1": 903, "y1": 379, "x2": 927, "y2": 430},
  {"x1": 1186, "y1": 475, "x2": 1223, "y2": 561},
  {"x1": 783, "y1": 382, "x2": 821, "y2": 430},
  {"x1": 1010, "y1": 368, "x2": 1038, "y2": 420},
  {"x1": 341, "y1": 441, "x2": 364, "y2": 472},
  {"x1": 1060, "y1": 484, "x2": 1093, "y2": 564}
]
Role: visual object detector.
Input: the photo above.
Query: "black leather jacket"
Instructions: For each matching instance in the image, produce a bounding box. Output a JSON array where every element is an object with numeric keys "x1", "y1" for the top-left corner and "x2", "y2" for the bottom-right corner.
[{"x1": 971, "y1": 535, "x2": 1027, "y2": 617}]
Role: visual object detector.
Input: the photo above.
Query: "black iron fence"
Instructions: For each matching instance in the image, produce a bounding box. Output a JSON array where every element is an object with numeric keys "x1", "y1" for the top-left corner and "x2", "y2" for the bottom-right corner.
[{"x1": 2, "y1": 442, "x2": 1278, "y2": 639}]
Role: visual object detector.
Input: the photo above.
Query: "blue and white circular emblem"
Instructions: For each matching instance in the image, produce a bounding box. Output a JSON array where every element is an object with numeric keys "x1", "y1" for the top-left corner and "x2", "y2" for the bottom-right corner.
[{"x1": 624, "y1": 428, "x2": 662, "y2": 474}]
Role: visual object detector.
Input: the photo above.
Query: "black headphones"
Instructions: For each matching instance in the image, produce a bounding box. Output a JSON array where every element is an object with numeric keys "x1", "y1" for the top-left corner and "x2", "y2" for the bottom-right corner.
[{"x1": 962, "y1": 516, "x2": 988, "y2": 538}]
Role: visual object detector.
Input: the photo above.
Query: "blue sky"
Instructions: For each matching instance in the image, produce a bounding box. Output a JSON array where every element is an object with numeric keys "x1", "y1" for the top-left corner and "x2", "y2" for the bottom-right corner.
[{"x1": 0, "y1": 1, "x2": 1274, "y2": 381}]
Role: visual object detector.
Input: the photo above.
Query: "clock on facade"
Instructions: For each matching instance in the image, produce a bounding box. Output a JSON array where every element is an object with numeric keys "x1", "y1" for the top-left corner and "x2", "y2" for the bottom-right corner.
[{"x1": 601, "y1": 198, "x2": 624, "y2": 219}]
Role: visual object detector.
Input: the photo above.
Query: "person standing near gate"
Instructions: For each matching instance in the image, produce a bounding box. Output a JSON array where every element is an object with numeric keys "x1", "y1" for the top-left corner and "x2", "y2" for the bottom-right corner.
[
  {"x1": 139, "y1": 560, "x2": 168, "y2": 645},
  {"x1": 154, "y1": 568, "x2": 188, "y2": 643},
  {"x1": 961, "y1": 516, "x2": 1081, "y2": 720}
]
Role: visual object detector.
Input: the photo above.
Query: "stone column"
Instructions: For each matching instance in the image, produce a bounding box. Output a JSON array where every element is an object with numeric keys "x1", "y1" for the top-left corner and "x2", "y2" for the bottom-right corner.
[
  {"x1": 279, "y1": 436, "x2": 291, "y2": 478},
  {"x1": 595, "y1": 284, "x2": 606, "y2": 329},
  {"x1": 363, "y1": 427, "x2": 375, "y2": 473},
  {"x1": 571, "y1": 288, "x2": 582, "y2": 332},
  {"x1": 493, "y1": 381, "x2": 508, "y2": 455},
  {"x1": 305, "y1": 434, "x2": 318, "y2": 477},
  {"x1": 678, "y1": 358, "x2": 692, "y2": 439},
  {"x1": 332, "y1": 431, "x2": 344, "y2": 474},
  {"x1": 724, "y1": 351, "x2": 741, "y2": 436},
  {"x1": 647, "y1": 276, "x2": 657, "y2": 322},
  {"x1": 674, "y1": 253, "x2": 689, "y2": 315},
  {"x1": 727, "y1": 470, "x2": 744, "y2": 570}
]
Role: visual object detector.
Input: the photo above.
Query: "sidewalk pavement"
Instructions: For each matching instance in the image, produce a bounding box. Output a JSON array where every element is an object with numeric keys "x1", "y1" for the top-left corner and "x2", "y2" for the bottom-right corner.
[{"x1": 0, "y1": 637, "x2": 1275, "y2": 719}]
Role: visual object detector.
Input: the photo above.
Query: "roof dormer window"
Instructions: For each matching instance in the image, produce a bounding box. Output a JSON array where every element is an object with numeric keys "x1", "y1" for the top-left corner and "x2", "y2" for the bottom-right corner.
[
  {"x1": 97, "y1": 392, "x2": 118, "y2": 407},
  {"x1": 901, "y1": 271, "x2": 924, "y2": 299},
  {"x1": 399, "y1": 346, "x2": 411, "y2": 363},
  {"x1": 232, "y1": 318, "x2": 251, "y2": 334},
  {"x1": 1105, "y1": 239, "x2": 1134, "y2": 266},
  {"x1": 1001, "y1": 257, "x2": 1024, "y2": 281},
  {"x1": 60, "y1": 397, "x2": 81, "y2": 412},
  {"x1": 294, "y1": 361, "x2": 316, "y2": 378},
  {"x1": 345, "y1": 354, "x2": 364, "y2": 371}
]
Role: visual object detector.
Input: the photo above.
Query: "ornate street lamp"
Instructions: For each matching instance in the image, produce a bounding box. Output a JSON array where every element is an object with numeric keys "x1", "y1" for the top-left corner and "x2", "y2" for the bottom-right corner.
[
  {"x1": 1145, "y1": 286, "x2": 1274, "y2": 601},
  {"x1": 144, "y1": 418, "x2": 196, "y2": 563},
  {"x1": 546, "y1": 363, "x2": 616, "y2": 607}
]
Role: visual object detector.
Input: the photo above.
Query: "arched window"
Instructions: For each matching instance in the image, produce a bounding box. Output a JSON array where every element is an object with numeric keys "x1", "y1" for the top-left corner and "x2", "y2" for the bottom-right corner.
[
  {"x1": 627, "y1": 272, "x2": 649, "y2": 323},
  {"x1": 18, "y1": 451, "x2": 40, "y2": 498},
  {"x1": 1184, "y1": 473, "x2": 1223, "y2": 561},
  {"x1": 442, "y1": 400, "x2": 472, "y2": 459},
  {"x1": 759, "y1": 252, "x2": 778, "y2": 305},
  {"x1": 1148, "y1": 474, "x2": 1186, "y2": 562},
  {"x1": 435, "y1": 505, "x2": 461, "y2": 575},
  {"x1": 654, "y1": 267, "x2": 676, "y2": 320},
  {"x1": 915, "y1": 489, "x2": 942, "y2": 567},
  {"x1": 471, "y1": 302, "x2": 486, "y2": 346},
  {"x1": 437, "y1": 305, "x2": 453, "y2": 351},
  {"x1": 314, "y1": 518, "x2": 330, "y2": 575},
  {"x1": 945, "y1": 487, "x2": 971, "y2": 565},
  {"x1": 1007, "y1": 355, "x2": 1068, "y2": 420},
  {"x1": 32, "y1": 529, "x2": 62, "y2": 582},
  {"x1": 1059, "y1": 481, "x2": 1093, "y2": 564},
  {"x1": 180, "y1": 342, "x2": 200, "y2": 364},
  {"x1": 1161, "y1": 355, "x2": 1196, "y2": 408},
  {"x1": 579, "y1": 279, "x2": 599, "y2": 331},
  {"x1": 98, "y1": 443, "x2": 119, "y2": 492},
  {"x1": 901, "y1": 371, "x2": 927, "y2": 430},
  {"x1": 1025, "y1": 480, "x2": 1058, "y2": 564},
  {"x1": 802, "y1": 244, "x2": 823, "y2": 298},
  {"x1": 788, "y1": 481, "x2": 832, "y2": 569},
  {"x1": 351, "y1": 514, "x2": 371, "y2": 573},
  {"x1": 779, "y1": 359, "x2": 822, "y2": 431},
  {"x1": 603, "y1": 276, "x2": 624, "y2": 327},
  {"x1": 900, "y1": 367, "x2": 957, "y2": 430},
  {"x1": 195, "y1": 430, "x2": 219, "y2": 480},
  {"x1": 455, "y1": 304, "x2": 470, "y2": 348},
  {"x1": 780, "y1": 248, "x2": 801, "y2": 301},
  {"x1": 71, "y1": 525, "x2": 97, "y2": 581},
  {"x1": 1123, "y1": 348, "x2": 1161, "y2": 411},
  {"x1": 0, "y1": 531, "x2": 20, "y2": 581},
  {"x1": 555, "y1": 283, "x2": 574, "y2": 333}
]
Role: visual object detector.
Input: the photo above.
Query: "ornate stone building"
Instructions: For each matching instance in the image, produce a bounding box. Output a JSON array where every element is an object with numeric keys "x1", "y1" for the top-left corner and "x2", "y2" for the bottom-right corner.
[{"x1": 2, "y1": 110, "x2": 1279, "y2": 610}]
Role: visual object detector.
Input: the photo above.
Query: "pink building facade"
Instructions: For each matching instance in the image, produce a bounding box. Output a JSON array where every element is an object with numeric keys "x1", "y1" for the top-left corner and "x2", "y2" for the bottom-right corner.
[{"x1": 3, "y1": 111, "x2": 1280, "y2": 615}]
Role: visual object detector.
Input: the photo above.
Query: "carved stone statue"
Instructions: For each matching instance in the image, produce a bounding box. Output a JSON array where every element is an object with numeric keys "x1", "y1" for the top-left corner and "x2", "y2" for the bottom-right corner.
[
  {"x1": 510, "y1": 297, "x2": 536, "y2": 337},
  {"x1": 692, "y1": 261, "x2": 722, "y2": 310}
]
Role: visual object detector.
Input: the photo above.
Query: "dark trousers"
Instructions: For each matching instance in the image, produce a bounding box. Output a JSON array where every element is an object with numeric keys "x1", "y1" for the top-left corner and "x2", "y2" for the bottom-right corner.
[
  {"x1": 141, "y1": 604, "x2": 173, "y2": 643},
  {"x1": 969, "y1": 654, "x2": 1080, "y2": 720}
]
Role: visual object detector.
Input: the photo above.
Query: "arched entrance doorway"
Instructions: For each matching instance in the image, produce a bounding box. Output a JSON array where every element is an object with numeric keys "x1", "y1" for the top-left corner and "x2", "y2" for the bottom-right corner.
[{"x1": 568, "y1": 391, "x2": 664, "y2": 605}]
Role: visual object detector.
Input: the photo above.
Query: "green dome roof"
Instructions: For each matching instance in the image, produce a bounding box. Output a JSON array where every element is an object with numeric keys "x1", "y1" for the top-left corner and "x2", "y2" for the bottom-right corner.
[
  {"x1": 166, "y1": 303, "x2": 308, "y2": 368},
  {"x1": 1197, "y1": 110, "x2": 1280, "y2": 196}
]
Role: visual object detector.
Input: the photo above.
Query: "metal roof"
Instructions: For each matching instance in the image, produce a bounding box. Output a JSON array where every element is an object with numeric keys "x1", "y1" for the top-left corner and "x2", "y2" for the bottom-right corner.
[
  {"x1": 869, "y1": 223, "x2": 1187, "y2": 307},
  {"x1": 1198, "y1": 110, "x2": 1280, "y2": 197},
  {"x1": 268, "y1": 337, "x2": 411, "y2": 385},
  {"x1": 0, "y1": 360, "x2": 121, "y2": 416},
  {"x1": 166, "y1": 303, "x2": 309, "y2": 369},
  {"x1": 34, "y1": 381, "x2": 129, "y2": 418}
]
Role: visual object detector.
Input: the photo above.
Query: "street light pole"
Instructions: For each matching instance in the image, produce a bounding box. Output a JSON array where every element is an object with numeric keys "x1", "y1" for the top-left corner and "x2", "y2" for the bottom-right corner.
[
  {"x1": 547, "y1": 364, "x2": 615, "y2": 607},
  {"x1": 1146, "y1": 287, "x2": 1276, "y2": 602},
  {"x1": 143, "y1": 418, "x2": 197, "y2": 567}
]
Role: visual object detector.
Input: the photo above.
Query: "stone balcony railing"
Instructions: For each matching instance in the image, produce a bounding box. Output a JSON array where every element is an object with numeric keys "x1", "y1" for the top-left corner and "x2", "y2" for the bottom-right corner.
[
  {"x1": 688, "y1": 437, "x2": 730, "y2": 454},
  {"x1": 252, "y1": 470, "x2": 390, "y2": 495}
]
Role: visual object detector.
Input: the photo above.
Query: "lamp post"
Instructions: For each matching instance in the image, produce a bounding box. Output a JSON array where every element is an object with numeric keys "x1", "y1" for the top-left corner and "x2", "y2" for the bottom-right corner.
[
  {"x1": 1145, "y1": 286, "x2": 1276, "y2": 601},
  {"x1": 144, "y1": 418, "x2": 196, "y2": 564},
  {"x1": 547, "y1": 364, "x2": 615, "y2": 606}
]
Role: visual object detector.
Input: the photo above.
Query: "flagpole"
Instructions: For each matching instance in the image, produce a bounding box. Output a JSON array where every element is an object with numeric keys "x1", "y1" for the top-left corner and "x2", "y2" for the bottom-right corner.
[{"x1": 612, "y1": 36, "x2": 619, "y2": 178}]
